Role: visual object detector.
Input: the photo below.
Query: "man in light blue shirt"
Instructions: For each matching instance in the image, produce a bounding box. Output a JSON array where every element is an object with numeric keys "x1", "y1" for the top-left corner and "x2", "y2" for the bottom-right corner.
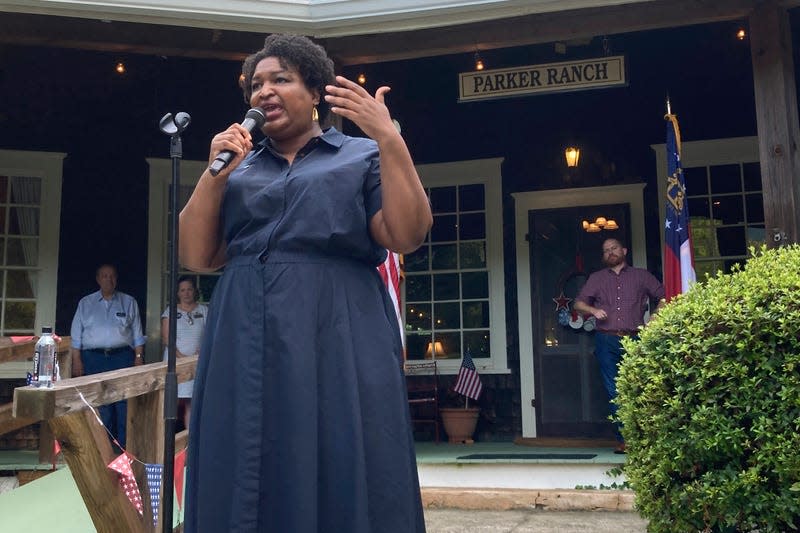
[{"x1": 70, "y1": 264, "x2": 146, "y2": 449}]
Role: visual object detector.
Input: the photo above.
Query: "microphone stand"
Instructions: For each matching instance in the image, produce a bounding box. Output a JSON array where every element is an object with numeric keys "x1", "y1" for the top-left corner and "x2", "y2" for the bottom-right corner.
[{"x1": 158, "y1": 111, "x2": 191, "y2": 532}]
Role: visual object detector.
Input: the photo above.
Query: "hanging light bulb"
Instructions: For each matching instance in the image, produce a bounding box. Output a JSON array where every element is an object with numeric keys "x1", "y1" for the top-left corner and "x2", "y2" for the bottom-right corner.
[
  {"x1": 581, "y1": 220, "x2": 589, "y2": 230},
  {"x1": 474, "y1": 52, "x2": 484, "y2": 71},
  {"x1": 736, "y1": 27, "x2": 746, "y2": 41},
  {"x1": 115, "y1": 61, "x2": 126, "y2": 74},
  {"x1": 357, "y1": 73, "x2": 366, "y2": 85},
  {"x1": 565, "y1": 146, "x2": 580, "y2": 167},
  {"x1": 595, "y1": 216, "x2": 607, "y2": 227},
  {"x1": 604, "y1": 219, "x2": 619, "y2": 230},
  {"x1": 586, "y1": 223, "x2": 601, "y2": 233}
]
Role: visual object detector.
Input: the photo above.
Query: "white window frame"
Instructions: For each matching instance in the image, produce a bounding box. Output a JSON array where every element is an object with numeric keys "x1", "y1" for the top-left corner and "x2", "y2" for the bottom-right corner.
[
  {"x1": 0, "y1": 149, "x2": 64, "y2": 334},
  {"x1": 145, "y1": 158, "x2": 209, "y2": 357},
  {"x1": 412, "y1": 158, "x2": 509, "y2": 375}
]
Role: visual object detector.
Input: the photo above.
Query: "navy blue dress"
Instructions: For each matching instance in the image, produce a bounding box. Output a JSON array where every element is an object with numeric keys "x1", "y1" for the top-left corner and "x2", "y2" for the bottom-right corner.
[{"x1": 184, "y1": 128, "x2": 426, "y2": 532}]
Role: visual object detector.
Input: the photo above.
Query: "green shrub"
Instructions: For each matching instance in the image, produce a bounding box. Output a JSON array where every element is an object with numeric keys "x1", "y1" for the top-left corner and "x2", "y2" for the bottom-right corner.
[{"x1": 616, "y1": 245, "x2": 800, "y2": 532}]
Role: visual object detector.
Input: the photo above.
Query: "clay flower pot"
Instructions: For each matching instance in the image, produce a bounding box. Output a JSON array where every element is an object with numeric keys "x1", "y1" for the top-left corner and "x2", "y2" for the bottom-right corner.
[{"x1": 440, "y1": 407, "x2": 480, "y2": 444}]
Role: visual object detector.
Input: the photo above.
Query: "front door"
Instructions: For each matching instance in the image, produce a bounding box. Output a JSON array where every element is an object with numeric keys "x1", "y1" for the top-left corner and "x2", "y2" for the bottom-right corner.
[{"x1": 528, "y1": 204, "x2": 631, "y2": 438}]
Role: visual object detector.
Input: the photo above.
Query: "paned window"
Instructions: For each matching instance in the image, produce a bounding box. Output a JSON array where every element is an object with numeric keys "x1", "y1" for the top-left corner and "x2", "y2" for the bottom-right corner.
[
  {"x1": 405, "y1": 184, "x2": 490, "y2": 361},
  {"x1": 683, "y1": 162, "x2": 764, "y2": 278},
  {"x1": 0, "y1": 176, "x2": 41, "y2": 334}
]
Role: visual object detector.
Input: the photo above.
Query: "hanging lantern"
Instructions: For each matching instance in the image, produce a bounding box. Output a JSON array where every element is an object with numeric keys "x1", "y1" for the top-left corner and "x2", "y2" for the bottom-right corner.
[{"x1": 565, "y1": 146, "x2": 580, "y2": 167}]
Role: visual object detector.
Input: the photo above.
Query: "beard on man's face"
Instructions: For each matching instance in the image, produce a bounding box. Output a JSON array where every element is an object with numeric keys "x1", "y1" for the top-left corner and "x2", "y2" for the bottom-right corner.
[{"x1": 603, "y1": 253, "x2": 624, "y2": 267}]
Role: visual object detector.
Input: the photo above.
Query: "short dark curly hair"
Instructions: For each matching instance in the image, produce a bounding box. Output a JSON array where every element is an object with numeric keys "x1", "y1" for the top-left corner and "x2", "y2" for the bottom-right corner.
[{"x1": 240, "y1": 34, "x2": 335, "y2": 123}]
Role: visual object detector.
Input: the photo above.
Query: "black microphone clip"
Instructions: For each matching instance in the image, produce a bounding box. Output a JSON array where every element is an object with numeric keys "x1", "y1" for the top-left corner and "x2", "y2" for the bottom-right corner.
[{"x1": 208, "y1": 107, "x2": 267, "y2": 176}]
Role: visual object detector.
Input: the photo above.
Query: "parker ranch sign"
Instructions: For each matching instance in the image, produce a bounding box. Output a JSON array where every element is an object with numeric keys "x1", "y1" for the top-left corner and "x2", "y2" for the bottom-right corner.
[{"x1": 459, "y1": 55, "x2": 627, "y2": 102}]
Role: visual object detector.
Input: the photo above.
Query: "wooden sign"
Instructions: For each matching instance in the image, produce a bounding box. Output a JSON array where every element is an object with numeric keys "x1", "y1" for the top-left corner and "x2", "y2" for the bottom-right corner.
[{"x1": 459, "y1": 55, "x2": 627, "y2": 102}]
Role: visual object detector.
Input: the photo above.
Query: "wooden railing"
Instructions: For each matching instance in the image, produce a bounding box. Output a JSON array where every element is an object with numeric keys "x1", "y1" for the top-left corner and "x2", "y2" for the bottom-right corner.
[
  {"x1": 11, "y1": 347, "x2": 197, "y2": 533},
  {"x1": 0, "y1": 336, "x2": 72, "y2": 463}
]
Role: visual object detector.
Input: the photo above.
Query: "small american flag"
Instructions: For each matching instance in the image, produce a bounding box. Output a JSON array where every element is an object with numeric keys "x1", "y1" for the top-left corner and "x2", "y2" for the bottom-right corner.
[
  {"x1": 145, "y1": 463, "x2": 163, "y2": 527},
  {"x1": 377, "y1": 251, "x2": 404, "y2": 348},
  {"x1": 454, "y1": 349, "x2": 483, "y2": 400}
]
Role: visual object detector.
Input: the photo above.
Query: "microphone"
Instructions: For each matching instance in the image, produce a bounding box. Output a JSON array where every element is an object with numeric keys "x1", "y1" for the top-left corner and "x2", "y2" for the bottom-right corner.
[{"x1": 208, "y1": 107, "x2": 267, "y2": 176}]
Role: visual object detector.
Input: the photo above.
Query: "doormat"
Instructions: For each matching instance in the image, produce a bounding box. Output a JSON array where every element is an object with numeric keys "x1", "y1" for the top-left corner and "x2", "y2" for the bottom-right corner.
[{"x1": 456, "y1": 453, "x2": 597, "y2": 460}]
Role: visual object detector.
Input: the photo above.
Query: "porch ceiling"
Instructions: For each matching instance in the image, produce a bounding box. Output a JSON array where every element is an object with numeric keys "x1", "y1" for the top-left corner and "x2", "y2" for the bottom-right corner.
[
  {"x1": 0, "y1": 0, "x2": 798, "y2": 65},
  {"x1": 0, "y1": 1, "x2": 660, "y2": 37}
]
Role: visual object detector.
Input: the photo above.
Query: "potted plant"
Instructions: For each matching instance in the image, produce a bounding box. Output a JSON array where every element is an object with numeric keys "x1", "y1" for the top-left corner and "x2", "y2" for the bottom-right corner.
[{"x1": 440, "y1": 349, "x2": 483, "y2": 444}]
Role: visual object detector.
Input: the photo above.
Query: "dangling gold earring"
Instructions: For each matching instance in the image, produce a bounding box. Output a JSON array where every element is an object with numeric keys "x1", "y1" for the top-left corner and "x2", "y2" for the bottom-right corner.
[{"x1": 312, "y1": 106, "x2": 319, "y2": 122}]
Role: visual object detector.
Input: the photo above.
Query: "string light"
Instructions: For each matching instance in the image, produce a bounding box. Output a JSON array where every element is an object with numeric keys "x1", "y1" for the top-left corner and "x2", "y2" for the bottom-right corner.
[
  {"x1": 115, "y1": 61, "x2": 126, "y2": 74},
  {"x1": 357, "y1": 73, "x2": 366, "y2": 85},
  {"x1": 736, "y1": 27, "x2": 747, "y2": 41}
]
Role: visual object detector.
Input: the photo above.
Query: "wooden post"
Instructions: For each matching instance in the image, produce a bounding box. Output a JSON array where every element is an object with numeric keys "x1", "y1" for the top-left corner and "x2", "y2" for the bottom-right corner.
[
  {"x1": 749, "y1": 1, "x2": 800, "y2": 246},
  {"x1": 0, "y1": 402, "x2": 34, "y2": 435},
  {"x1": 49, "y1": 409, "x2": 147, "y2": 533},
  {"x1": 38, "y1": 348, "x2": 72, "y2": 463}
]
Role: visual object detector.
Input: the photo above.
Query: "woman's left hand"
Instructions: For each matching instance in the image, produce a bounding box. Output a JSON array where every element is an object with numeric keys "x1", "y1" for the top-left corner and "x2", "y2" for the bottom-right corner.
[{"x1": 325, "y1": 76, "x2": 397, "y2": 142}]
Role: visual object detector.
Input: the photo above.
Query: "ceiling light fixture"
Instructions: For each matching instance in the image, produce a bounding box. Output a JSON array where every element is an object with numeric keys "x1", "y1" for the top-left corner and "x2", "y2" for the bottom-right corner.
[
  {"x1": 581, "y1": 216, "x2": 619, "y2": 232},
  {"x1": 474, "y1": 52, "x2": 485, "y2": 71}
]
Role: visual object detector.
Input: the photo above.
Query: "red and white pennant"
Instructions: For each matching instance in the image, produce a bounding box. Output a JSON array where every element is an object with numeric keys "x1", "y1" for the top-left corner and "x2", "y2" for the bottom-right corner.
[{"x1": 108, "y1": 452, "x2": 143, "y2": 515}]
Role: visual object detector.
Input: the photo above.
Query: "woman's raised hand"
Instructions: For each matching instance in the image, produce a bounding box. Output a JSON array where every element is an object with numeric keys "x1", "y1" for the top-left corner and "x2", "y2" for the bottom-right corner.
[{"x1": 325, "y1": 75, "x2": 398, "y2": 143}]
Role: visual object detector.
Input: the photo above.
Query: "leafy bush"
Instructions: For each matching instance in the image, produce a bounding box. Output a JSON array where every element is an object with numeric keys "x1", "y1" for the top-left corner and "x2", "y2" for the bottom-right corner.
[{"x1": 616, "y1": 246, "x2": 800, "y2": 532}]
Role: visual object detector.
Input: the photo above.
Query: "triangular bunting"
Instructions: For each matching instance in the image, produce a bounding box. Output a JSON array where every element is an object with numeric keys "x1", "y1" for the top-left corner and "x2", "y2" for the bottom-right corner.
[
  {"x1": 51, "y1": 439, "x2": 62, "y2": 470},
  {"x1": 174, "y1": 449, "x2": 186, "y2": 511},
  {"x1": 108, "y1": 452, "x2": 143, "y2": 515},
  {"x1": 145, "y1": 463, "x2": 163, "y2": 527}
]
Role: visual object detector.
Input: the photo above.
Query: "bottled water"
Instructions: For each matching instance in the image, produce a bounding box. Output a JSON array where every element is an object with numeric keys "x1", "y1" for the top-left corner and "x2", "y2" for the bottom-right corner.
[{"x1": 32, "y1": 327, "x2": 57, "y2": 388}]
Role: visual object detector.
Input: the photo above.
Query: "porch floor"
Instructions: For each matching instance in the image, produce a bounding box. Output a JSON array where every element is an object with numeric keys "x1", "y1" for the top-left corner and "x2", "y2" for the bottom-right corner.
[
  {"x1": 0, "y1": 449, "x2": 56, "y2": 471},
  {"x1": 415, "y1": 440, "x2": 627, "y2": 490}
]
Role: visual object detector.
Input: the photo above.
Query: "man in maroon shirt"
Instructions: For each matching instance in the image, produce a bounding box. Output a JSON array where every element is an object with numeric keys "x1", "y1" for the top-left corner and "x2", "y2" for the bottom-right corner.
[{"x1": 574, "y1": 238, "x2": 665, "y2": 453}]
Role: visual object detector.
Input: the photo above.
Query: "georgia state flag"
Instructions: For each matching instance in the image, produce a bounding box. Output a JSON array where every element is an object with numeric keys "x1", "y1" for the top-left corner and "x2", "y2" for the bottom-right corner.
[{"x1": 663, "y1": 113, "x2": 696, "y2": 301}]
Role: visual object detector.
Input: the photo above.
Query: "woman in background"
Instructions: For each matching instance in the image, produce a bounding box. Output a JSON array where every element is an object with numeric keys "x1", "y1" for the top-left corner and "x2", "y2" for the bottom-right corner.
[{"x1": 161, "y1": 275, "x2": 207, "y2": 430}]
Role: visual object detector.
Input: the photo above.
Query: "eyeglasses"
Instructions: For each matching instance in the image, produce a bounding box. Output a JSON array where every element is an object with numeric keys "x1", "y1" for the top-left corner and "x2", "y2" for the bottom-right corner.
[{"x1": 186, "y1": 313, "x2": 194, "y2": 326}]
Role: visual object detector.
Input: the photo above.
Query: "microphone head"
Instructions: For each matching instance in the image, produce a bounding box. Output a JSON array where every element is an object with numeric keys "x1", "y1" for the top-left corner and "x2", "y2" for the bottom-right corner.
[{"x1": 245, "y1": 107, "x2": 267, "y2": 128}]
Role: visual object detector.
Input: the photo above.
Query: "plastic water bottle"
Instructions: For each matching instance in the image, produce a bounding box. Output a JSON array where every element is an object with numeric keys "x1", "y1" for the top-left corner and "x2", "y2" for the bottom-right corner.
[{"x1": 32, "y1": 327, "x2": 57, "y2": 388}]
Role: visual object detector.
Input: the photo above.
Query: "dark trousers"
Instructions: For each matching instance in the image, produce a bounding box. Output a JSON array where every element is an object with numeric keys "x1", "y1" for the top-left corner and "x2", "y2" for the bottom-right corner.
[
  {"x1": 81, "y1": 347, "x2": 134, "y2": 448},
  {"x1": 594, "y1": 332, "x2": 637, "y2": 442}
]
